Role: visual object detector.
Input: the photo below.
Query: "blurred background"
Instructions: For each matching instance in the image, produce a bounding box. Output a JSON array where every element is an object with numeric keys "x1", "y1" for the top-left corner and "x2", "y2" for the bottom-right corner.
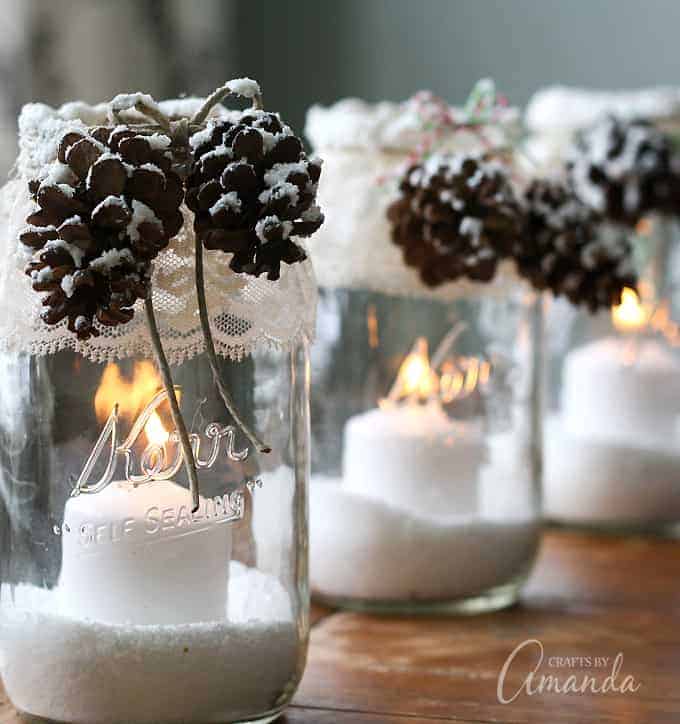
[{"x1": 3, "y1": 0, "x2": 680, "y2": 172}]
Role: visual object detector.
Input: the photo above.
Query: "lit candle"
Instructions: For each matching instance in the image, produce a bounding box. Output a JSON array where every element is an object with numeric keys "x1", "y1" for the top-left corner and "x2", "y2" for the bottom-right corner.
[
  {"x1": 59, "y1": 482, "x2": 232, "y2": 626},
  {"x1": 310, "y1": 335, "x2": 539, "y2": 603},
  {"x1": 545, "y1": 288, "x2": 680, "y2": 525},
  {"x1": 342, "y1": 339, "x2": 485, "y2": 517},
  {"x1": 58, "y1": 363, "x2": 232, "y2": 625}
]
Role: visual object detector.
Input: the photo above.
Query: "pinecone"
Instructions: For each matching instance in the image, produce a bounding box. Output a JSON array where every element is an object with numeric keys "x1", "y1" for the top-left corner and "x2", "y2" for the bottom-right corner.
[
  {"x1": 386, "y1": 154, "x2": 524, "y2": 286},
  {"x1": 21, "y1": 125, "x2": 184, "y2": 340},
  {"x1": 518, "y1": 179, "x2": 637, "y2": 312},
  {"x1": 186, "y1": 109, "x2": 324, "y2": 280},
  {"x1": 567, "y1": 115, "x2": 680, "y2": 225}
]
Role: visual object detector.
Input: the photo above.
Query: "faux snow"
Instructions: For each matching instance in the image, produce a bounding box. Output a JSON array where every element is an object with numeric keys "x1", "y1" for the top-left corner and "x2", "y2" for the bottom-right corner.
[
  {"x1": 264, "y1": 162, "x2": 308, "y2": 187},
  {"x1": 60, "y1": 273, "x2": 75, "y2": 297},
  {"x1": 305, "y1": 96, "x2": 519, "y2": 152},
  {"x1": 89, "y1": 247, "x2": 135, "y2": 272},
  {"x1": 259, "y1": 182, "x2": 300, "y2": 207},
  {"x1": 110, "y1": 92, "x2": 161, "y2": 115},
  {"x1": 0, "y1": 562, "x2": 300, "y2": 724},
  {"x1": 126, "y1": 199, "x2": 163, "y2": 243},
  {"x1": 91, "y1": 193, "x2": 126, "y2": 219},
  {"x1": 227, "y1": 78, "x2": 262, "y2": 100},
  {"x1": 44, "y1": 238, "x2": 86, "y2": 268},
  {"x1": 145, "y1": 133, "x2": 172, "y2": 151},
  {"x1": 526, "y1": 85, "x2": 680, "y2": 134},
  {"x1": 524, "y1": 85, "x2": 680, "y2": 171},
  {"x1": 310, "y1": 479, "x2": 538, "y2": 602},
  {"x1": 209, "y1": 191, "x2": 242, "y2": 216},
  {"x1": 255, "y1": 216, "x2": 292, "y2": 243}
]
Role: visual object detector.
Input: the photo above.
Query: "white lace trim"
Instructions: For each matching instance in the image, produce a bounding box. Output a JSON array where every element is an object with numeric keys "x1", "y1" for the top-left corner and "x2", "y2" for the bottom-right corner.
[
  {"x1": 0, "y1": 99, "x2": 318, "y2": 365},
  {"x1": 306, "y1": 147, "x2": 523, "y2": 301}
]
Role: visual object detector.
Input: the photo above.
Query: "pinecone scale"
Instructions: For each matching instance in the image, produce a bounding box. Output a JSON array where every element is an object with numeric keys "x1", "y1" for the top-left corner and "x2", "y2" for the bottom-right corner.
[
  {"x1": 20, "y1": 125, "x2": 184, "y2": 340},
  {"x1": 186, "y1": 110, "x2": 324, "y2": 280},
  {"x1": 387, "y1": 154, "x2": 524, "y2": 286}
]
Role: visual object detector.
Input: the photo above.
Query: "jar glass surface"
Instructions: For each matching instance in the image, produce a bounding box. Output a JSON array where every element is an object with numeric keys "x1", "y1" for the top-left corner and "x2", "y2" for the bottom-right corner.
[
  {"x1": 0, "y1": 344, "x2": 310, "y2": 724},
  {"x1": 309, "y1": 285, "x2": 542, "y2": 613},
  {"x1": 544, "y1": 215, "x2": 680, "y2": 535}
]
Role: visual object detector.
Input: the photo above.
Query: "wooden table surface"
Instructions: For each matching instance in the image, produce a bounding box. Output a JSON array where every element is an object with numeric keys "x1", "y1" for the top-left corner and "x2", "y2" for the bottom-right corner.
[
  {"x1": 285, "y1": 530, "x2": 680, "y2": 724},
  {"x1": 1, "y1": 530, "x2": 678, "y2": 723}
]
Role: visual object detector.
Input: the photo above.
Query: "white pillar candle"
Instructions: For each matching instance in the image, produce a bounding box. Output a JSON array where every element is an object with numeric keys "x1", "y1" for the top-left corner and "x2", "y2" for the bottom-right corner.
[
  {"x1": 59, "y1": 480, "x2": 232, "y2": 625},
  {"x1": 342, "y1": 402, "x2": 486, "y2": 517},
  {"x1": 561, "y1": 337, "x2": 680, "y2": 445},
  {"x1": 546, "y1": 335, "x2": 680, "y2": 524}
]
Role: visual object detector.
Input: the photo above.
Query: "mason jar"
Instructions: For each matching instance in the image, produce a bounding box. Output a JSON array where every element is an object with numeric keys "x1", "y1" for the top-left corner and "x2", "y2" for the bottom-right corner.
[
  {"x1": 308, "y1": 283, "x2": 542, "y2": 613},
  {"x1": 544, "y1": 214, "x2": 680, "y2": 535},
  {"x1": 303, "y1": 87, "x2": 543, "y2": 613},
  {"x1": 0, "y1": 342, "x2": 310, "y2": 724},
  {"x1": 0, "y1": 92, "x2": 317, "y2": 723}
]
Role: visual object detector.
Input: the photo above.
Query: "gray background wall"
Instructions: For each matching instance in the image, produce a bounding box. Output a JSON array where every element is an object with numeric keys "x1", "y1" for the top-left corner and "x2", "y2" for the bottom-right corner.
[
  {"x1": 236, "y1": 0, "x2": 680, "y2": 133},
  {"x1": 5, "y1": 0, "x2": 680, "y2": 162}
]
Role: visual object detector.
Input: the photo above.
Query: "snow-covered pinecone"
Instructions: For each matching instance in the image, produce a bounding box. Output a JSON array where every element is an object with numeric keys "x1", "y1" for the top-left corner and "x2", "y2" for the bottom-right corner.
[
  {"x1": 186, "y1": 110, "x2": 324, "y2": 280},
  {"x1": 21, "y1": 125, "x2": 184, "y2": 340},
  {"x1": 567, "y1": 115, "x2": 680, "y2": 225},
  {"x1": 518, "y1": 179, "x2": 637, "y2": 311},
  {"x1": 386, "y1": 153, "x2": 524, "y2": 286}
]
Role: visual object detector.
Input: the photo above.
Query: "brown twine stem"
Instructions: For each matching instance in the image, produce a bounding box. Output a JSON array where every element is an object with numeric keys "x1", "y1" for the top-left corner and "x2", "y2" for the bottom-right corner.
[
  {"x1": 106, "y1": 80, "x2": 272, "y2": 471},
  {"x1": 108, "y1": 99, "x2": 172, "y2": 133},
  {"x1": 190, "y1": 80, "x2": 272, "y2": 454},
  {"x1": 191, "y1": 82, "x2": 263, "y2": 126},
  {"x1": 144, "y1": 296, "x2": 201, "y2": 512},
  {"x1": 194, "y1": 234, "x2": 272, "y2": 454}
]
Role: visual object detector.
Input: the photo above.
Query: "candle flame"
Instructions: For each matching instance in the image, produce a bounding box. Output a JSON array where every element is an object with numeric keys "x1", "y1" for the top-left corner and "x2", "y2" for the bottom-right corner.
[
  {"x1": 611, "y1": 287, "x2": 649, "y2": 333},
  {"x1": 386, "y1": 338, "x2": 439, "y2": 403},
  {"x1": 94, "y1": 361, "x2": 176, "y2": 444},
  {"x1": 145, "y1": 412, "x2": 169, "y2": 447},
  {"x1": 383, "y1": 335, "x2": 491, "y2": 407}
]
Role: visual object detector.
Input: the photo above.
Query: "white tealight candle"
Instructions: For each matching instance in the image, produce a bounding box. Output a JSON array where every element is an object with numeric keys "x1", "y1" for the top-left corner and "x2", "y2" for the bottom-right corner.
[
  {"x1": 342, "y1": 402, "x2": 486, "y2": 517},
  {"x1": 59, "y1": 480, "x2": 232, "y2": 625}
]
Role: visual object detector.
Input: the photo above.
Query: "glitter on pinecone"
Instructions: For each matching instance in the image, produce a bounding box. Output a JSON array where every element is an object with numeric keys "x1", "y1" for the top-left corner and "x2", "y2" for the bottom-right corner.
[
  {"x1": 518, "y1": 179, "x2": 638, "y2": 312},
  {"x1": 21, "y1": 126, "x2": 184, "y2": 340},
  {"x1": 567, "y1": 115, "x2": 680, "y2": 225},
  {"x1": 386, "y1": 153, "x2": 524, "y2": 287},
  {"x1": 186, "y1": 110, "x2": 324, "y2": 281}
]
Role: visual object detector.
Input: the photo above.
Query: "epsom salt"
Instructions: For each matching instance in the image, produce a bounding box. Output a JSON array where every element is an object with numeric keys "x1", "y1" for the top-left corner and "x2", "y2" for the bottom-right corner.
[{"x1": 0, "y1": 563, "x2": 300, "y2": 724}]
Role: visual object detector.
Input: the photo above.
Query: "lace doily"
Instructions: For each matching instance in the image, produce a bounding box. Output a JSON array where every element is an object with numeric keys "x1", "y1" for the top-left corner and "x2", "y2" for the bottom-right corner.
[{"x1": 0, "y1": 100, "x2": 318, "y2": 365}]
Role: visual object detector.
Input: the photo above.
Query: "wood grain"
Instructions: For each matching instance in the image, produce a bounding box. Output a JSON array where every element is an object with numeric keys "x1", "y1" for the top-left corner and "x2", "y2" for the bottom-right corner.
[
  {"x1": 282, "y1": 707, "x2": 484, "y2": 723},
  {"x1": 295, "y1": 530, "x2": 680, "y2": 723},
  {"x1": 523, "y1": 530, "x2": 680, "y2": 609},
  {"x1": 1, "y1": 530, "x2": 678, "y2": 723}
]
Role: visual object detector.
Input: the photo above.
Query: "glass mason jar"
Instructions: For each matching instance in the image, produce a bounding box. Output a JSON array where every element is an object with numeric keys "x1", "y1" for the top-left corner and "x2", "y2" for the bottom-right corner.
[
  {"x1": 309, "y1": 284, "x2": 543, "y2": 614},
  {"x1": 544, "y1": 214, "x2": 680, "y2": 535},
  {"x1": 0, "y1": 344, "x2": 310, "y2": 724}
]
